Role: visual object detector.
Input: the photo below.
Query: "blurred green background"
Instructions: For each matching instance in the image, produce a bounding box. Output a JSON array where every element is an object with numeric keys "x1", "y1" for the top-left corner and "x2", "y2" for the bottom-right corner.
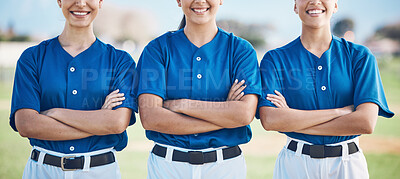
[{"x1": 0, "y1": 57, "x2": 399, "y2": 178}]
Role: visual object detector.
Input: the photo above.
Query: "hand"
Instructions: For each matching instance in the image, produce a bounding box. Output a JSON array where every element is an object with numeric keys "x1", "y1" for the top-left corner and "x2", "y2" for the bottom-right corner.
[
  {"x1": 267, "y1": 90, "x2": 289, "y2": 108},
  {"x1": 163, "y1": 99, "x2": 186, "y2": 113},
  {"x1": 102, "y1": 89, "x2": 125, "y2": 110},
  {"x1": 227, "y1": 79, "x2": 247, "y2": 101}
]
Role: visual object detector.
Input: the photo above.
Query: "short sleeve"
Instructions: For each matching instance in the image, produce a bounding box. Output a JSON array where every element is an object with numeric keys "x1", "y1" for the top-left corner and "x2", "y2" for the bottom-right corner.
[
  {"x1": 353, "y1": 48, "x2": 394, "y2": 118},
  {"x1": 258, "y1": 52, "x2": 284, "y2": 109},
  {"x1": 232, "y1": 40, "x2": 261, "y2": 96},
  {"x1": 136, "y1": 41, "x2": 167, "y2": 100},
  {"x1": 9, "y1": 48, "x2": 41, "y2": 132},
  {"x1": 111, "y1": 52, "x2": 138, "y2": 125}
]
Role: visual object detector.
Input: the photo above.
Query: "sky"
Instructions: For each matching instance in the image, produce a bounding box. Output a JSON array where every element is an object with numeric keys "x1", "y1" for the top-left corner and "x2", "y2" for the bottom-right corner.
[{"x1": 0, "y1": 0, "x2": 400, "y2": 44}]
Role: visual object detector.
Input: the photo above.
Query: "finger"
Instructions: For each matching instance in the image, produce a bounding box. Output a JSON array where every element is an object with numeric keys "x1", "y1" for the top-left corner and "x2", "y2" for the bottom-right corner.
[
  {"x1": 111, "y1": 89, "x2": 120, "y2": 94},
  {"x1": 232, "y1": 79, "x2": 239, "y2": 86},
  {"x1": 102, "y1": 103, "x2": 110, "y2": 109},
  {"x1": 228, "y1": 79, "x2": 241, "y2": 93},
  {"x1": 284, "y1": 103, "x2": 289, "y2": 108},
  {"x1": 267, "y1": 94, "x2": 283, "y2": 101},
  {"x1": 111, "y1": 97, "x2": 126, "y2": 103},
  {"x1": 274, "y1": 90, "x2": 284, "y2": 97},
  {"x1": 271, "y1": 98, "x2": 288, "y2": 108},
  {"x1": 109, "y1": 101, "x2": 123, "y2": 108},
  {"x1": 233, "y1": 92, "x2": 245, "y2": 101},
  {"x1": 107, "y1": 93, "x2": 125, "y2": 100},
  {"x1": 227, "y1": 79, "x2": 239, "y2": 99},
  {"x1": 107, "y1": 89, "x2": 120, "y2": 98},
  {"x1": 105, "y1": 94, "x2": 124, "y2": 105},
  {"x1": 271, "y1": 101, "x2": 283, "y2": 108},
  {"x1": 232, "y1": 85, "x2": 247, "y2": 97},
  {"x1": 231, "y1": 80, "x2": 245, "y2": 93},
  {"x1": 267, "y1": 97, "x2": 284, "y2": 105}
]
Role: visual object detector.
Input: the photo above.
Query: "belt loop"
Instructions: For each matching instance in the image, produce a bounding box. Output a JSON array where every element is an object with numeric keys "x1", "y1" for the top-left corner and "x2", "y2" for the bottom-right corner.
[
  {"x1": 83, "y1": 155, "x2": 91, "y2": 172},
  {"x1": 165, "y1": 147, "x2": 173, "y2": 163},
  {"x1": 216, "y1": 149, "x2": 223, "y2": 164},
  {"x1": 37, "y1": 151, "x2": 45, "y2": 165},
  {"x1": 341, "y1": 143, "x2": 349, "y2": 164},
  {"x1": 296, "y1": 141, "x2": 304, "y2": 157}
]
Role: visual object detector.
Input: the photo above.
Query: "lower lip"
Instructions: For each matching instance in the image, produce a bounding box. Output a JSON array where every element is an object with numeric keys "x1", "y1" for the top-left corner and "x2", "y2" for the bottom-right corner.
[{"x1": 308, "y1": 12, "x2": 324, "y2": 17}]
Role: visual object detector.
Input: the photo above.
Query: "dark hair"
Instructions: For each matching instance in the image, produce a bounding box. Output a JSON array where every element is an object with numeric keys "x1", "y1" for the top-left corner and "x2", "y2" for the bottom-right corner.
[{"x1": 178, "y1": 15, "x2": 186, "y2": 30}]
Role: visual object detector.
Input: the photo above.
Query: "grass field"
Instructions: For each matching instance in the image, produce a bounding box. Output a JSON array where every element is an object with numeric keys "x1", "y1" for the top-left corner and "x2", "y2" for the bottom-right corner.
[{"x1": 0, "y1": 58, "x2": 399, "y2": 179}]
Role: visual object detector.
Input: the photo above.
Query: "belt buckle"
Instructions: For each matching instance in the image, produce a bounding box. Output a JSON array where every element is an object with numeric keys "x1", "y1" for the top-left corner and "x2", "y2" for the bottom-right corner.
[
  {"x1": 188, "y1": 151, "x2": 204, "y2": 165},
  {"x1": 309, "y1": 145, "x2": 325, "y2": 159},
  {"x1": 61, "y1": 155, "x2": 77, "y2": 171}
]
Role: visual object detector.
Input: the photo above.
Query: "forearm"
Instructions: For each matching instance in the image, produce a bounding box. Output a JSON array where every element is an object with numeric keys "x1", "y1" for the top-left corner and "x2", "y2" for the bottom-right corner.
[
  {"x1": 45, "y1": 108, "x2": 131, "y2": 135},
  {"x1": 259, "y1": 106, "x2": 351, "y2": 132},
  {"x1": 140, "y1": 106, "x2": 223, "y2": 135},
  {"x1": 166, "y1": 95, "x2": 258, "y2": 128},
  {"x1": 15, "y1": 109, "x2": 92, "y2": 141},
  {"x1": 295, "y1": 103, "x2": 378, "y2": 136},
  {"x1": 176, "y1": 99, "x2": 255, "y2": 128}
]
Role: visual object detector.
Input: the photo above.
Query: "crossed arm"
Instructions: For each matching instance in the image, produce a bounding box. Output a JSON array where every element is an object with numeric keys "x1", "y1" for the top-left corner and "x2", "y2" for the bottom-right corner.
[
  {"x1": 15, "y1": 89, "x2": 132, "y2": 141},
  {"x1": 259, "y1": 90, "x2": 378, "y2": 136},
  {"x1": 139, "y1": 80, "x2": 258, "y2": 135}
]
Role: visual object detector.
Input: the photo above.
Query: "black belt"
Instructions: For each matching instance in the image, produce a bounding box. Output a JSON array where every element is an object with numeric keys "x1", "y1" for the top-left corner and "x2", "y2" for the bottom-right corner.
[
  {"x1": 287, "y1": 140, "x2": 359, "y2": 159},
  {"x1": 152, "y1": 144, "x2": 242, "y2": 165},
  {"x1": 31, "y1": 149, "x2": 115, "y2": 171}
]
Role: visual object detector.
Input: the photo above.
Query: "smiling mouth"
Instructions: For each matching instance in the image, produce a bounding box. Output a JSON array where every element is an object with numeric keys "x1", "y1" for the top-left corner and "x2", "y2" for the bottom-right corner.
[
  {"x1": 192, "y1": 8, "x2": 210, "y2": 14},
  {"x1": 70, "y1": 11, "x2": 90, "y2": 16},
  {"x1": 306, "y1": 9, "x2": 325, "y2": 15}
]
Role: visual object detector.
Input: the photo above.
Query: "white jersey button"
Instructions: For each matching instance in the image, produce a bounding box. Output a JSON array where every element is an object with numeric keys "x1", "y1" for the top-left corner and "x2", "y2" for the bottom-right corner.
[
  {"x1": 197, "y1": 74, "x2": 202, "y2": 79},
  {"x1": 321, "y1": 86, "x2": 326, "y2": 91},
  {"x1": 69, "y1": 146, "x2": 75, "y2": 151},
  {"x1": 318, "y1": 66, "x2": 323, "y2": 71},
  {"x1": 72, "y1": 90, "x2": 78, "y2": 95},
  {"x1": 196, "y1": 57, "x2": 202, "y2": 61},
  {"x1": 70, "y1": 67, "x2": 75, "y2": 72}
]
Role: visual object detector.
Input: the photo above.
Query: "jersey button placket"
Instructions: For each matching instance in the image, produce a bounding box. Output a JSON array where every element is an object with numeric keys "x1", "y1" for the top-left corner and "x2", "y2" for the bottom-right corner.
[
  {"x1": 67, "y1": 61, "x2": 79, "y2": 108},
  {"x1": 196, "y1": 56, "x2": 203, "y2": 80},
  {"x1": 192, "y1": 53, "x2": 205, "y2": 97},
  {"x1": 317, "y1": 64, "x2": 326, "y2": 91}
]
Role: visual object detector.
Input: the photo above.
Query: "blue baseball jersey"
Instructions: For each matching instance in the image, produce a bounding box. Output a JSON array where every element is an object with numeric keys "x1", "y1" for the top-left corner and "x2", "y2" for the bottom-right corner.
[
  {"x1": 10, "y1": 37, "x2": 138, "y2": 153},
  {"x1": 137, "y1": 28, "x2": 261, "y2": 149},
  {"x1": 258, "y1": 36, "x2": 394, "y2": 145}
]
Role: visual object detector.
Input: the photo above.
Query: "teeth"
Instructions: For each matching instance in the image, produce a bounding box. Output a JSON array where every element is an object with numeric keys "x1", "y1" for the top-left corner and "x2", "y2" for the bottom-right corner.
[
  {"x1": 308, "y1": 10, "x2": 323, "y2": 14},
  {"x1": 193, "y1": 8, "x2": 207, "y2": 13},
  {"x1": 72, "y1": 12, "x2": 88, "y2": 16}
]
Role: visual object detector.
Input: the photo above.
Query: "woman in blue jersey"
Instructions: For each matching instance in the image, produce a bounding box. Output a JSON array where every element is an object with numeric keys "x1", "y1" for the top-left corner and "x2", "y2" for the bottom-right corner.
[
  {"x1": 10, "y1": 0, "x2": 137, "y2": 178},
  {"x1": 137, "y1": 0, "x2": 261, "y2": 178},
  {"x1": 258, "y1": 0, "x2": 394, "y2": 178}
]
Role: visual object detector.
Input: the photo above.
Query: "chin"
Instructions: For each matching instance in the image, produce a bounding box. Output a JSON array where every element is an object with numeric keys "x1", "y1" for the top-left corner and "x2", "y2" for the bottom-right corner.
[{"x1": 70, "y1": 22, "x2": 92, "y2": 28}]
